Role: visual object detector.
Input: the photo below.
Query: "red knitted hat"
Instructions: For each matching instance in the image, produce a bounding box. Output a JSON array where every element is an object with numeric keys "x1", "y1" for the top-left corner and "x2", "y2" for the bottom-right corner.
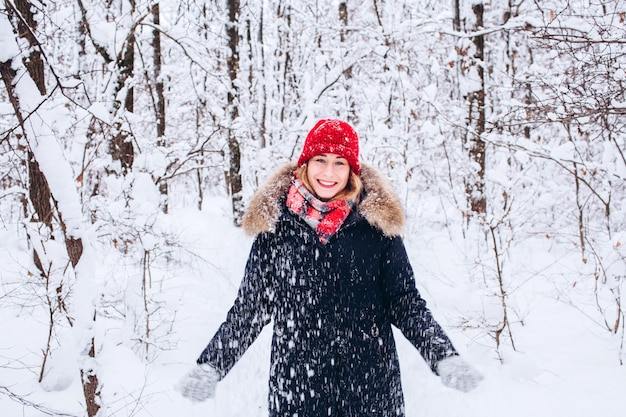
[{"x1": 297, "y1": 119, "x2": 360, "y2": 175}]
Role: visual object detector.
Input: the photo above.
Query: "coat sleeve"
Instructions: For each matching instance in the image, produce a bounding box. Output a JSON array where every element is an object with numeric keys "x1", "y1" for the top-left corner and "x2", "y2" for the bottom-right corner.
[
  {"x1": 381, "y1": 236, "x2": 458, "y2": 373},
  {"x1": 196, "y1": 234, "x2": 274, "y2": 378}
]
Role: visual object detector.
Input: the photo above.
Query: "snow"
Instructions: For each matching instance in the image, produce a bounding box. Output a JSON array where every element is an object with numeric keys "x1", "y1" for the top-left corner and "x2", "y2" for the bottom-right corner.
[
  {"x1": 87, "y1": 103, "x2": 113, "y2": 124},
  {"x1": 1, "y1": 1, "x2": 625, "y2": 416},
  {"x1": 3, "y1": 46, "x2": 84, "y2": 238},
  {"x1": 0, "y1": 14, "x2": 20, "y2": 62},
  {"x1": 2, "y1": 199, "x2": 625, "y2": 417}
]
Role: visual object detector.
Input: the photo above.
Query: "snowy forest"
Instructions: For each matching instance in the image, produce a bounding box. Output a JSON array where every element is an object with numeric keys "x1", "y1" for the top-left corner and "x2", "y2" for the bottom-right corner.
[{"x1": 1, "y1": 0, "x2": 625, "y2": 416}]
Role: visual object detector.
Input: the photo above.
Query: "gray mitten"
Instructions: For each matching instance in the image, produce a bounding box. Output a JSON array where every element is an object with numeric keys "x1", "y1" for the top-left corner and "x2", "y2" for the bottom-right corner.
[
  {"x1": 436, "y1": 356, "x2": 483, "y2": 393},
  {"x1": 176, "y1": 363, "x2": 220, "y2": 402}
]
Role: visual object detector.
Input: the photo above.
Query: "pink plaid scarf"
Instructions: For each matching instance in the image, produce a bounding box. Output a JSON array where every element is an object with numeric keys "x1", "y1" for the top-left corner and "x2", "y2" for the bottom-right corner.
[{"x1": 286, "y1": 178, "x2": 357, "y2": 244}]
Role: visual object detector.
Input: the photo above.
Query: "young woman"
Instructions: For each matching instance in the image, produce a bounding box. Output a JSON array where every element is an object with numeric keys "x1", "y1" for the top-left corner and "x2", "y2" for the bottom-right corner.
[{"x1": 178, "y1": 119, "x2": 482, "y2": 416}]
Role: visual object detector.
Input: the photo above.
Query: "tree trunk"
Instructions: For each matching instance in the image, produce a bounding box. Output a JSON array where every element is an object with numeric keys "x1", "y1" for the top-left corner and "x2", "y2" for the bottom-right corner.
[
  {"x1": 339, "y1": 2, "x2": 348, "y2": 42},
  {"x1": 465, "y1": 2, "x2": 487, "y2": 216},
  {"x1": 339, "y1": 1, "x2": 356, "y2": 122},
  {"x1": 452, "y1": 0, "x2": 461, "y2": 32},
  {"x1": 227, "y1": 0, "x2": 244, "y2": 226},
  {"x1": 258, "y1": 3, "x2": 268, "y2": 147},
  {"x1": 6, "y1": 1, "x2": 52, "y2": 232},
  {"x1": 13, "y1": 0, "x2": 46, "y2": 95},
  {"x1": 80, "y1": 334, "x2": 100, "y2": 417},
  {"x1": 28, "y1": 152, "x2": 54, "y2": 230},
  {"x1": 111, "y1": 1, "x2": 137, "y2": 175},
  {"x1": 152, "y1": 2, "x2": 168, "y2": 213},
  {"x1": 276, "y1": 3, "x2": 293, "y2": 125},
  {"x1": 2, "y1": 3, "x2": 99, "y2": 415}
]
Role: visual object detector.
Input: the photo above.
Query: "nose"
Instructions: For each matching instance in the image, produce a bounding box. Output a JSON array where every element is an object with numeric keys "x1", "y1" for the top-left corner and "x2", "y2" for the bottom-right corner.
[{"x1": 321, "y1": 163, "x2": 336, "y2": 177}]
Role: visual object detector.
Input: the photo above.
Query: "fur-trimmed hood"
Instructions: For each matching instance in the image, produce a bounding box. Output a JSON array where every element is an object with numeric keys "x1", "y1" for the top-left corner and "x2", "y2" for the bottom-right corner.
[{"x1": 241, "y1": 162, "x2": 405, "y2": 237}]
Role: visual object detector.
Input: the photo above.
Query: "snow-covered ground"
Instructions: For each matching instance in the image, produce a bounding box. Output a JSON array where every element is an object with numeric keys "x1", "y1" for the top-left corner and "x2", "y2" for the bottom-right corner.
[{"x1": 1, "y1": 196, "x2": 624, "y2": 417}]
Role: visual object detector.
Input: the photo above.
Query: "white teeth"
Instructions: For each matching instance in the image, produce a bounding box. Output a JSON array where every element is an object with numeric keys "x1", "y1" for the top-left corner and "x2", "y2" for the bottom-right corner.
[{"x1": 318, "y1": 180, "x2": 335, "y2": 186}]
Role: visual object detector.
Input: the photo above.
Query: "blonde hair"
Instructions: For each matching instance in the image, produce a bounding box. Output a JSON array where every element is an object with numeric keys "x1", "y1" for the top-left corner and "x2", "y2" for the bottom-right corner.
[{"x1": 295, "y1": 163, "x2": 363, "y2": 202}]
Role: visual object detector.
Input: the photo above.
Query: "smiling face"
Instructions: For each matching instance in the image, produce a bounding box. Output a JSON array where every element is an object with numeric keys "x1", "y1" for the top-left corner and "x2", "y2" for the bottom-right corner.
[{"x1": 305, "y1": 153, "x2": 351, "y2": 201}]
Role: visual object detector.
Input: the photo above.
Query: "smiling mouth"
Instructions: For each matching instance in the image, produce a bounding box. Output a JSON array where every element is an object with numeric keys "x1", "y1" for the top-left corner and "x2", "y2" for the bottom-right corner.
[{"x1": 317, "y1": 179, "x2": 337, "y2": 188}]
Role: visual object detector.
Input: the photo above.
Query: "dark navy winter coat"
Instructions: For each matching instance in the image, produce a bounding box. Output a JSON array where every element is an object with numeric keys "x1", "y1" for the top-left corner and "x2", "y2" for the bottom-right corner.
[{"x1": 197, "y1": 163, "x2": 458, "y2": 417}]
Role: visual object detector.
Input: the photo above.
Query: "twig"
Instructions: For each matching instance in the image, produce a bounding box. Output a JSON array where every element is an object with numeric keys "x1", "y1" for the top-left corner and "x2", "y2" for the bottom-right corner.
[{"x1": 0, "y1": 386, "x2": 78, "y2": 416}]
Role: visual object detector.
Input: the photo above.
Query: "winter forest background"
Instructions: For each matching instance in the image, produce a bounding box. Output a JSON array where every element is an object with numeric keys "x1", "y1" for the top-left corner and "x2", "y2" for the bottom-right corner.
[{"x1": 1, "y1": 0, "x2": 625, "y2": 416}]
